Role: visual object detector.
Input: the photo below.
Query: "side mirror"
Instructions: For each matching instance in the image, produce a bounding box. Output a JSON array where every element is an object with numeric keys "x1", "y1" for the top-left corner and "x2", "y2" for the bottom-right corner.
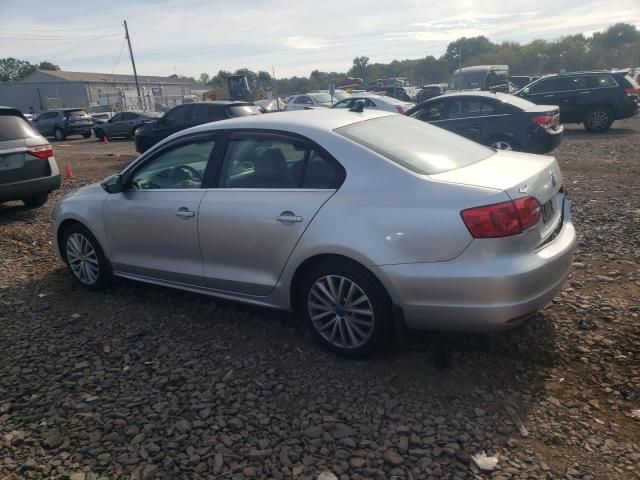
[{"x1": 101, "y1": 174, "x2": 124, "y2": 194}]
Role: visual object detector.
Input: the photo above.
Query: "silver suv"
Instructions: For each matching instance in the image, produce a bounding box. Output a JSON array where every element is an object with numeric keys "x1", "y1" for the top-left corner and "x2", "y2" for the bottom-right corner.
[
  {"x1": 32, "y1": 108, "x2": 93, "y2": 141},
  {"x1": 0, "y1": 107, "x2": 61, "y2": 208}
]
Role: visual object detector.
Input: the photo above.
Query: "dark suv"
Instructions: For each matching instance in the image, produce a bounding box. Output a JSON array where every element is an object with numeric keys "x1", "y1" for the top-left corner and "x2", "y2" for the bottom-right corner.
[
  {"x1": 32, "y1": 108, "x2": 93, "y2": 140},
  {"x1": 0, "y1": 107, "x2": 60, "y2": 208},
  {"x1": 517, "y1": 71, "x2": 640, "y2": 132},
  {"x1": 134, "y1": 101, "x2": 262, "y2": 153}
]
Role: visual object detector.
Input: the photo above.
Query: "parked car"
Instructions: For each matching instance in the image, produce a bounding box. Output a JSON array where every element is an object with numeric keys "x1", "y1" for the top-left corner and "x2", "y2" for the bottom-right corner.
[
  {"x1": 32, "y1": 108, "x2": 93, "y2": 140},
  {"x1": 53, "y1": 109, "x2": 575, "y2": 357},
  {"x1": 0, "y1": 107, "x2": 60, "y2": 208},
  {"x1": 331, "y1": 94, "x2": 414, "y2": 113},
  {"x1": 94, "y1": 111, "x2": 163, "y2": 140},
  {"x1": 311, "y1": 89, "x2": 351, "y2": 101},
  {"x1": 284, "y1": 93, "x2": 333, "y2": 111},
  {"x1": 510, "y1": 76, "x2": 534, "y2": 90},
  {"x1": 406, "y1": 92, "x2": 563, "y2": 153},
  {"x1": 375, "y1": 86, "x2": 419, "y2": 102},
  {"x1": 416, "y1": 84, "x2": 447, "y2": 103},
  {"x1": 517, "y1": 71, "x2": 640, "y2": 132},
  {"x1": 134, "y1": 101, "x2": 261, "y2": 153},
  {"x1": 449, "y1": 65, "x2": 511, "y2": 93}
]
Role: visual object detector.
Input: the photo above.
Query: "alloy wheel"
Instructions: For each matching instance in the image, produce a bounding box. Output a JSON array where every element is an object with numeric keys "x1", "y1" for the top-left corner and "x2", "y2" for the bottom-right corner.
[
  {"x1": 490, "y1": 140, "x2": 513, "y2": 150},
  {"x1": 66, "y1": 233, "x2": 100, "y2": 285},
  {"x1": 307, "y1": 275, "x2": 374, "y2": 349},
  {"x1": 587, "y1": 110, "x2": 609, "y2": 130}
]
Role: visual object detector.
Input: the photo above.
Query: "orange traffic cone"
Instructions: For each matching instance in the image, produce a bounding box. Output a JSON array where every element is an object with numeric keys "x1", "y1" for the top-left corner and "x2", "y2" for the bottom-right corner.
[
  {"x1": 64, "y1": 165, "x2": 75, "y2": 180},
  {"x1": 102, "y1": 135, "x2": 109, "y2": 145}
]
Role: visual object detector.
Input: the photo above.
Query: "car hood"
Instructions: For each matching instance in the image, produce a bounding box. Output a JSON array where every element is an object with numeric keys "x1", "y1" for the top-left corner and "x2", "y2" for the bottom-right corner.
[{"x1": 70, "y1": 182, "x2": 105, "y2": 197}]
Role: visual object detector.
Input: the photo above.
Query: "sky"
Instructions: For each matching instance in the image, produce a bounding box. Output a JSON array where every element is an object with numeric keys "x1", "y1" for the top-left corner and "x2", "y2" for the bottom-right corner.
[{"x1": 1, "y1": 0, "x2": 639, "y2": 78}]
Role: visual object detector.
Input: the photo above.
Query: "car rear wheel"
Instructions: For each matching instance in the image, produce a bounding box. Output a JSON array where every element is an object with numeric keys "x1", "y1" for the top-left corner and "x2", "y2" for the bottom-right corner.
[
  {"x1": 22, "y1": 192, "x2": 48, "y2": 208},
  {"x1": 299, "y1": 260, "x2": 391, "y2": 357},
  {"x1": 82, "y1": 132, "x2": 91, "y2": 139},
  {"x1": 584, "y1": 107, "x2": 613, "y2": 133},
  {"x1": 94, "y1": 129, "x2": 105, "y2": 140},
  {"x1": 488, "y1": 136, "x2": 520, "y2": 151},
  {"x1": 54, "y1": 128, "x2": 66, "y2": 141},
  {"x1": 62, "y1": 224, "x2": 112, "y2": 290}
]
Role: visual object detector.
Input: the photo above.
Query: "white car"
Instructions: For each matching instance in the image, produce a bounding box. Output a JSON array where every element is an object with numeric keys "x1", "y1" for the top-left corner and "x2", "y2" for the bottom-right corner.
[
  {"x1": 285, "y1": 93, "x2": 333, "y2": 111},
  {"x1": 331, "y1": 94, "x2": 414, "y2": 114}
]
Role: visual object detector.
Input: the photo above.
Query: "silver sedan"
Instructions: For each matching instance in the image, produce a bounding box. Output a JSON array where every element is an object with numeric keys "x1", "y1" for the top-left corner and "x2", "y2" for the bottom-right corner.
[{"x1": 52, "y1": 109, "x2": 576, "y2": 357}]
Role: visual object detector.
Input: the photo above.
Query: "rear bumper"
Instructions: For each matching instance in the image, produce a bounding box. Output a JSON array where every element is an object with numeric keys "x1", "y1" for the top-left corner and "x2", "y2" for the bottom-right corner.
[
  {"x1": 526, "y1": 126, "x2": 563, "y2": 154},
  {"x1": 0, "y1": 173, "x2": 61, "y2": 202},
  {"x1": 377, "y1": 199, "x2": 576, "y2": 332},
  {"x1": 63, "y1": 125, "x2": 92, "y2": 135}
]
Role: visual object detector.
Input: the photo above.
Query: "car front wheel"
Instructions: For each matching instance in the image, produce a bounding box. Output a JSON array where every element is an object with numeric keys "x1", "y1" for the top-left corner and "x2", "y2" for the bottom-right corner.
[
  {"x1": 299, "y1": 260, "x2": 391, "y2": 357},
  {"x1": 62, "y1": 224, "x2": 112, "y2": 290},
  {"x1": 584, "y1": 107, "x2": 613, "y2": 133},
  {"x1": 22, "y1": 192, "x2": 48, "y2": 208},
  {"x1": 54, "y1": 128, "x2": 66, "y2": 141}
]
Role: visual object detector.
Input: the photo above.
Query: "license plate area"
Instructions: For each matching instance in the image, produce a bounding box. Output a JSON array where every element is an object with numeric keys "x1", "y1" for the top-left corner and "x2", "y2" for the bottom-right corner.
[{"x1": 541, "y1": 199, "x2": 555, "y2": 223}]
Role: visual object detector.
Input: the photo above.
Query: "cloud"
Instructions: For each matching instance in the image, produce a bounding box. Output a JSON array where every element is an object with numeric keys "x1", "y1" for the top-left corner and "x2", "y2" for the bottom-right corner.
[{"x1": 0, "y1": 0, "x2": 637, "y2": 77}]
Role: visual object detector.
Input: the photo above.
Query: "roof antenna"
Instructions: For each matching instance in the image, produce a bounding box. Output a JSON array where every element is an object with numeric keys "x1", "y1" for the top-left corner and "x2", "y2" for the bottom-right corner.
[{"x1": 349, "y1": 99, "x2": 365, "y2": 112}]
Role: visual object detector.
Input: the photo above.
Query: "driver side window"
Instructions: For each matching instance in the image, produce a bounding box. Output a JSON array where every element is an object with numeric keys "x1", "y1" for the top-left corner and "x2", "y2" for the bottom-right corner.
[{"x1": 131, "y1": 137, "x2": 215, "y2": 190}]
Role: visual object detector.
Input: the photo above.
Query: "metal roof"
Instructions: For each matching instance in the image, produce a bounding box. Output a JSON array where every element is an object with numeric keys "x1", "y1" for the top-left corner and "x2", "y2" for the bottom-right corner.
[{"x1": 21, "y1": 70, "x2": 194, "y2": 85}]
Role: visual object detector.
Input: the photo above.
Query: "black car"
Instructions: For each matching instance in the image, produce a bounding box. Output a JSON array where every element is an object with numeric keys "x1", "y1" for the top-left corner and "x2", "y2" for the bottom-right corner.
[
  {"x1": 134, "y1": 101, "x2": 262, "y2": 153},
  {"x1": 416, "y1": 84, "x2": 447, "y2": 104},
  {"x1": 0, "y1": 107, "x2": 60, "y2": 207},
  {"x1": 517, "y1": 71, "x2": 640, "y2": 132},
  {"x1": 406, "y1": 92, "x2": 563, "y2": 153},
  {"x1": 448, "y1": 65, "x2": 511, "y2": 93}
]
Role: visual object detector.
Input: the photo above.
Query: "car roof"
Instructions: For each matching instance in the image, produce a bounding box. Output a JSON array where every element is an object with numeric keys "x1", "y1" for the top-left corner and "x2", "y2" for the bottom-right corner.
[
  {"x1": 43, "y1": 108, "x2": 86, "y2": 111},
  {"x1": 454, "y1": 65, "x2": 508, "y2": 73},
  {"x1": 429, "y1": 91, "x2": 508, "y2": 100},
  {"x1": 188, "y1": 108, "x2": 393, "y2": 136},
  {"x1": 0, "y1": 106, "x2": 24, "y2": 117}
]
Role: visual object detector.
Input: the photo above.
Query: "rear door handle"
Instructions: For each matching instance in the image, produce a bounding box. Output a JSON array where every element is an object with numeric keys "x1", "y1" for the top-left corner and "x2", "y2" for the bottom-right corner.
[
  {"x1": 277, "y1": 211, "x2": 303, "y2": 224},
  {"x1": 175, "y1": 207, "x2": 195, "y2": 219}
]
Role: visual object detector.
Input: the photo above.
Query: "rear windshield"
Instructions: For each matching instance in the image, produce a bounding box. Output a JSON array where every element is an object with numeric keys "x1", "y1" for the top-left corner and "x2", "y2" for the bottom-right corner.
[
  {"x1": 228, "y1": 105, "x2": 262, "y2": 117},
  {"x1": 64, "y1": 110, "x2": 88, "y2": 117},
  {"x1": 310, "y1": 93, "x2": 332, "y2": 103},
  {"x1": 0, "y1": 113, "x2": 39, "y2": 141},
  {"x1": 335, "y1": 115, "x2": 494, "y2": 175},
  {"x1": 422, "y1": 87, "x2": 442, "y2": 94},
  {"x1": 143, "y1": 112, "x2": 163, "y2": 118},
  {"x1": 624, "y1": 75, "x2": 640, "y2": 89},
  {"x1": 495, "y1": 93, "x2": 537, "y2": 110},
  {"x1": 449, "y1": 71, "x2": 486, "y2": 90}
]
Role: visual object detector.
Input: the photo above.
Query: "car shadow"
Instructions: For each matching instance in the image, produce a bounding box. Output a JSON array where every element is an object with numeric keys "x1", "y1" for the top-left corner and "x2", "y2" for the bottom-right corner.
[
  {"x1": 563, "y1": 126, "x2": 638, "y2": 138},
  {"x1": 0, "y1": 201, "x2": 40, "y2": 225}
]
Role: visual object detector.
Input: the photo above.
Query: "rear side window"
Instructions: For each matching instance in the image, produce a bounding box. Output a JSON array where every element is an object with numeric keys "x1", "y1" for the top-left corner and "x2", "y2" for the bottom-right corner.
[
  {"x1": 410, "y1": 101, "x2": 445, "y2": 121},
  {"x1": 163, "y1": 106, "x2": 186, "y2": 126},
  {"x1": 587, "y1": 76, "x2": 617, "y2": 88},
  {"x1": 336, "y1": 115, "x2": 494, "y2": 175},
  {"x1": 0, "y1": 113, "x2": 40, "y2": 141},
  {"x1": 64, "y1": 110, "x2": 88, "y2": 117}
]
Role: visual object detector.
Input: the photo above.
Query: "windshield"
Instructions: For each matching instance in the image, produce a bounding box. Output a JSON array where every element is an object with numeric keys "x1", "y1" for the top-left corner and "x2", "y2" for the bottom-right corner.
[
  {"x1": 310, "y1": 93, "x2": 332, "y2": 103},
  {"x1": 0, "y1": 113, "x2": 40, "y2": 141},
  {"x1": 449, "y1": 71, "x2": 486, "y2": 90},
  {"x1": 336, "y1": 115, "x2": 494, "y2": 175},
  {"x1": 64, "y1": 110, "x2": 88, "y2": 117}
]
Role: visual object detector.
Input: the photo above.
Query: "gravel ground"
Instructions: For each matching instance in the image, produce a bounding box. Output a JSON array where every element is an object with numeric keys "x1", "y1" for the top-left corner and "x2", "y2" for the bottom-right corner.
[{"x1": 1, "y1": 122, "x2": 639, "y2": 480}]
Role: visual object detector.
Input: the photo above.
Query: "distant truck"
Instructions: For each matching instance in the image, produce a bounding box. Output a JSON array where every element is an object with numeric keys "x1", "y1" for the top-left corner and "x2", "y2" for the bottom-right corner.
[
  {"x1": 448, "y1": 65, "x2": 511, "y2": 93},
  {"x1": 203, "y1": 74, "x2": 256, "y2": 102}
]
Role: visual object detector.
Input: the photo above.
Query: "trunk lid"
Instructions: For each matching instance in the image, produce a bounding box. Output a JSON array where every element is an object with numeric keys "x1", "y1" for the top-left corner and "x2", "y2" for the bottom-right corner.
[
  {"x1": 430, "y1": 150, "x2": 564, "y2": 242},
  {"x1": 0, "y1": 138, "x2": 51, "y2": 184}
]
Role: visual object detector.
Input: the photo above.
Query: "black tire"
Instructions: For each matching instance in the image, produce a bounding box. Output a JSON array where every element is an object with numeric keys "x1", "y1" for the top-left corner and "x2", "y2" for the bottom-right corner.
[
  {"x1": 61, "y1": 223, "x2": 113, "y2": 291},
  {"x1": 22, "y1": 192, "x2": 48, "y2": 208},
  {"x1": 82, "y1": 132, "x2": 91, "y2": 139},
  {"x1": 486, "y1": 135, "x2": 521, "y2": 151},
  {"x1": 54, "y1": 128, "x2": 66, "y2": 141},
  {"x1": 95, "y1": 129, "x2": 105, "y2": 141},
  {"x1": 584, "y1": 106, "x2": 613, "y2": 133},
  {"x1": 298, "y1": 260, "x2": 392, "y2": 358}
]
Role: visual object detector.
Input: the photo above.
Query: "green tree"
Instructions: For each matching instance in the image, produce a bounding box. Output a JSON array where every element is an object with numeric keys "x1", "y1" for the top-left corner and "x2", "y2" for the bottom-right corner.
[
  {"x1": 38, "y1": 61, "x2": 60, "y2": 71},
  {"x1": 349, "y1": 56, "x2": 370, "y2": 81},
  {"x1": 198, "y1": 72, "x2": 210, "y2": 85},
  {"x1": 0, "y1": 58, "x2": 34, "y2": 82}
]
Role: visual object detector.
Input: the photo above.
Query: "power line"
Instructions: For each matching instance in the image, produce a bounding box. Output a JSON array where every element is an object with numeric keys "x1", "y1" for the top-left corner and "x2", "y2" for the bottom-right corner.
[
  {"x1": 108, "y1": 37, "x2": 127, "y2": 77},
  {"x1": 43, "y1": 28, "x2": 124, "y2": 62},
  {"x1": 0, "y1": 24, "x2": 118, "y2": 32},
  {"x1": 0, "y1": 33, "x2": 122, "y2": 41}
]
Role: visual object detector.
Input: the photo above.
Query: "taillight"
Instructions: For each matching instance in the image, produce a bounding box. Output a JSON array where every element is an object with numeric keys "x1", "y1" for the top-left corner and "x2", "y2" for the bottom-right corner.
[
  {"x1": 532, "y1": 115, "x2": 554, "y2": 127},
  {"x1": 395, "y1": 105, "x2": 405, "y2": 114},
  {"x1": 26, "y1": 144, "x2": 54, "y2": 159},
  {"x1": 625, "y1": 87, "x2": 639, "y2": 96},
  {"x1": 461, "y1": 196, "x2": 541, "y2": 238}
]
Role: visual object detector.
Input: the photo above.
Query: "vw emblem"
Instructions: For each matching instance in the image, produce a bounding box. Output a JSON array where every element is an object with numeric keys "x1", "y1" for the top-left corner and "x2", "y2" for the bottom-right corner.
[{"x1": 549, "y1": 170, "x2": 557, "y2": 188}]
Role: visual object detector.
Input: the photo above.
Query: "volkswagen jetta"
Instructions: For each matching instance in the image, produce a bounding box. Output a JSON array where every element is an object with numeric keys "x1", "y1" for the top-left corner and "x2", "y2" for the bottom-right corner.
[{"x1": 53, "y1": 109, "x2": 576, "y2": 357}]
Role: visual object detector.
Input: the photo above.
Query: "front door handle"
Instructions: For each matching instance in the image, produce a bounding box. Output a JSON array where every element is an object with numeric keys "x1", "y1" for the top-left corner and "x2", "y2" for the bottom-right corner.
[
  {"x1": 175, "y1": 207, "x2": 195, "y2": 219},
  {"x1": 277, "y1": 211, "x2": 303, "y2": 224}
]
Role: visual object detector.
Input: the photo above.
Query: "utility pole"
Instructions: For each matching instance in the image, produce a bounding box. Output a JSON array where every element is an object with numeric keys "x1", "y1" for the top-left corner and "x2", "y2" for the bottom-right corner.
[
  {"x1": 124, "y1": 20, "x2": 142, "y2": 109},
  {"x1": 272, "y1": 66, "x2": 280, "y2": 111}
]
